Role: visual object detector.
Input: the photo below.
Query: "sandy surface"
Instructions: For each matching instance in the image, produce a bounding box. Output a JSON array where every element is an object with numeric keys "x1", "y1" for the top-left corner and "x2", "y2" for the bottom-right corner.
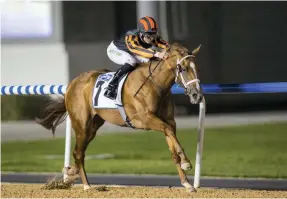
[{"x1": 1, "y1": 184, "x2": 287, "y2": 198}]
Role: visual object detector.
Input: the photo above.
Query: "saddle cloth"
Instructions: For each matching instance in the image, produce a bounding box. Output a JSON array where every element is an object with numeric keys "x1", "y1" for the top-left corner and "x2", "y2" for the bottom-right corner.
[{"x1": 92, "y1": 72, "x2": 134, "y2": 127}]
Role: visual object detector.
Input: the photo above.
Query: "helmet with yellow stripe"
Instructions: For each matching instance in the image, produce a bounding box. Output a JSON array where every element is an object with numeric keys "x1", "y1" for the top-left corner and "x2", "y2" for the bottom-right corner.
[{"x1": 138, "y1": 16, "x2": 158, "y2": 34}]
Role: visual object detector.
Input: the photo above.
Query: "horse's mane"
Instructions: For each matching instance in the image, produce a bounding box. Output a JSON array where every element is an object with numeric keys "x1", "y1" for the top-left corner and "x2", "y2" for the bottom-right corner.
[
  {"x1": 137, "y1": 42, "x2": 188, "y2": 69},
  {"x1": 169, "y1": 42, "x2": 189, "y2": 54}
]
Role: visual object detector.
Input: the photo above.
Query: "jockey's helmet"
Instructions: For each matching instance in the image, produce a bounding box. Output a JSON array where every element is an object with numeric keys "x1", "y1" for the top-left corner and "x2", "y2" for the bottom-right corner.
[{"x1": 138, "y1": 16, "x2": 158, "y2": 34}]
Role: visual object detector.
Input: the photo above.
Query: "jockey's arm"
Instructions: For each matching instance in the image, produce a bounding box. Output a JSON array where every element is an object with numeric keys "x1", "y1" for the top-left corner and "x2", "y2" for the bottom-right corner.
[
  {"x1": 125, "y1": 35, "x2": 155, "y2": 58},
  {"x1": 154, "y1": 36, "x2": 169, "y2": 50}
]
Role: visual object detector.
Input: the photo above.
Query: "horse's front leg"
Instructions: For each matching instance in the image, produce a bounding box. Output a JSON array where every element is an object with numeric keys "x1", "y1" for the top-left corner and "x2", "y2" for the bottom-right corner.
[
  {"x1": 164, "y1": 119, "x2": 192, "y2": 170},
  {"x1": 131, "y1": 114, "x2": 196, "y2": 192},
  {"x1": 164, "y1": 119, "x2": 195, "y2": 192}
]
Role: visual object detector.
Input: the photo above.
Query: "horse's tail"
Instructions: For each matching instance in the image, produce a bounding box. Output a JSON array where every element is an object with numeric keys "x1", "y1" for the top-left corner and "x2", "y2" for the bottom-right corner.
[{"x1": 35, "y1": 95, "x2": 67, "y2": 136}]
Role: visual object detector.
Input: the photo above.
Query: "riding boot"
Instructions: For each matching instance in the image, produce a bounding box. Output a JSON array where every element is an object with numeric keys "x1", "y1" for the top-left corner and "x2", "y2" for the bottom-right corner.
[{"x1": 104, "y1": 63, "x2": 134, "y2": 100}]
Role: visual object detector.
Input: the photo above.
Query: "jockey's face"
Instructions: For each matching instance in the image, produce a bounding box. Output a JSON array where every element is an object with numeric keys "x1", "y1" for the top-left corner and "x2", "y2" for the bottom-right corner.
[{"x1": 141, "y1": 32, "x2": 157, "y2": 44}]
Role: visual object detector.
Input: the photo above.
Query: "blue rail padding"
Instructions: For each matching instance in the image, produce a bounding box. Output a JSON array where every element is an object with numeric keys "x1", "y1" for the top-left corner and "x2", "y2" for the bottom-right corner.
[
  {"x1": 1, "y1": 82, "x2": 287, "y2": 95},
  {"x1": 171, "y1": 84, "x2": 223, "y2": 94},
  {"x1": 50, "y1": 85, "x2": 55, "y2": 94},
  {"x1": 33, "y1": 86, "x2": 38, "y2": 95},
  {"x1": 0, "y1": 85, "x2": 67, "y2": 95},
  {"x1": 171, "y1": 82, "x2": 287, "y2": 94},
  {"x1": 9, "y1": 86, "x2": 14, "y2": 95},
  {"x1": 1, "y1": 86, "x2": 6, "y2": 95},
  {"x1": 202, "y1": 84, "x2": 223, "y2": 93},
  {"x1": 25, "y1": 85, "x2": 31, "y2": 95},
  {"x1": 241, "y1": 82, "x2": 287, "y2": 93},
  {"x1": 40, "y1": 85, "x2": 45, "y2": 95},
  {"x1": 58, "y1": 85, "x2": 64, "y2": 94},
  {"x1": 171, "y1": 85, "x2": 185, "y2": 94},
  {"x1": 17, "y1": 86, "x2": 22, "y2": 95}
]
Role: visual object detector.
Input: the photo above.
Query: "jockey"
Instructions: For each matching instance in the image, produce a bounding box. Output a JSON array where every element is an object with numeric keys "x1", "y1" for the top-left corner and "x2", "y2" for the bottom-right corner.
[{"x1": 104, "y1": 16, "x2": 170, "y2": 100}]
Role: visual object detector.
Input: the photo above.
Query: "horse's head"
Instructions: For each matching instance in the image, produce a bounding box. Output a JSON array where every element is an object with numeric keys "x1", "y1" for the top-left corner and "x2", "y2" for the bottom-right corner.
[{"x1": 166, "y1": 43, "x2": 203, "y2": 104}]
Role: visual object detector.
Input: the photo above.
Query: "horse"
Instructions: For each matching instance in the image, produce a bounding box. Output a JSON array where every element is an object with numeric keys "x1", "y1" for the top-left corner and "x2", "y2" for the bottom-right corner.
[{"x1": 36, "y1": 42, "x2": 203, "y2": 192}]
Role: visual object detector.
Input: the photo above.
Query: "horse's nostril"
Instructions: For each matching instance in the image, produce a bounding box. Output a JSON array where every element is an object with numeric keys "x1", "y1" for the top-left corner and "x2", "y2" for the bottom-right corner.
[{"x1": 192, "y1": 93, "x2": 198, "y2": 98}]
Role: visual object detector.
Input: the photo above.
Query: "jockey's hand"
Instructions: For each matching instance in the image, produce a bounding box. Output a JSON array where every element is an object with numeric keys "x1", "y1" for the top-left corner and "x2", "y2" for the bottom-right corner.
[{"x1": 154, "y1": 51, "x2": 169, "y2": 60}]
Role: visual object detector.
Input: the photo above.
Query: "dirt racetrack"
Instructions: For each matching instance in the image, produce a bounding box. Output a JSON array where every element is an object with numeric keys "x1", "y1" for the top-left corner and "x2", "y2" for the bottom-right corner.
[{"x1": 1, "y1": 183, "x2": 287, "y2": 198}]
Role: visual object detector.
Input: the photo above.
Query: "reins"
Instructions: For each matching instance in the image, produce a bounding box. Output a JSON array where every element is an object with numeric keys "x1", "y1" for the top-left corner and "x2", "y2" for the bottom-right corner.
[
  {"x1": 134, "y1": 60, "x2": 162, "y2": 97},
  {"x1": 133, "y1": 46, "x2": 193, "y2": 97}
]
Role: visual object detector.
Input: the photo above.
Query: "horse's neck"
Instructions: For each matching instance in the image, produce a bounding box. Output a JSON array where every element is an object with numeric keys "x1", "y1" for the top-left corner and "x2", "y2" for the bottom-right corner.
[{"x1": 144, "y1": 60, "x2": 176, "y2": 93}]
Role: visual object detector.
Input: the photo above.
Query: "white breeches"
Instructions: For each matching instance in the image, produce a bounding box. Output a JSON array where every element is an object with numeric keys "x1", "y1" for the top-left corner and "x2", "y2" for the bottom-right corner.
[{"x1": 107, "y1": 41, "x2": 150, "y2": 66}]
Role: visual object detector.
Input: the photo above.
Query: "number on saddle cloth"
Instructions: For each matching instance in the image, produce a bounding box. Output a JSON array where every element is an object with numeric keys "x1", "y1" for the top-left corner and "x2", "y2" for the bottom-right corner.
[
  {"x1": 92, "y1": 72, "x2": 128, "y2": 109},
  {"x1": 92, "y1": 71, "x2": 135, "y2": 128}
]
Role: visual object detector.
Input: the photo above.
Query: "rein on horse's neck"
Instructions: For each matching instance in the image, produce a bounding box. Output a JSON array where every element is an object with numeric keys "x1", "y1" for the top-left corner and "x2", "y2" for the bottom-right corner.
[
  {"x1": 142, "y1": 54, "x2": 177, "y2": 96},
  {"x1": 152, "y1": 55, "x2": 177, "y2": 94}
]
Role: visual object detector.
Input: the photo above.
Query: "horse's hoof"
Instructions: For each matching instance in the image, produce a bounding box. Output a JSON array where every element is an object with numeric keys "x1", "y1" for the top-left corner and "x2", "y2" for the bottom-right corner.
[
  {"x1": 181, "y1": 162, "x2": 192, "y2": 170},
  {"x1": 84, "y1": 185, "x2": 91, "y2": 191},
  {"x1": 186, "y1": 186, "x2": 197, "y2": 193}
]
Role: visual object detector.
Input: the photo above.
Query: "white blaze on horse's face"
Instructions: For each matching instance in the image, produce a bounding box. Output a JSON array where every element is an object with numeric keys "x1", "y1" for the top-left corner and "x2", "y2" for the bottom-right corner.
[
  {"x1": 189, "y1": 61, "x2": 200, "y2": 91},
  {"x1": 175, "y1": 55, "x2": 202, "y2": 104}
]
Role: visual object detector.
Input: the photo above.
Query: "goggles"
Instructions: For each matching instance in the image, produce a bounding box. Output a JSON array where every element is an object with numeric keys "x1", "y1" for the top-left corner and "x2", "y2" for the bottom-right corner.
[{"x1": 143, "y1": 31, "x2": 158, "y2": 40}]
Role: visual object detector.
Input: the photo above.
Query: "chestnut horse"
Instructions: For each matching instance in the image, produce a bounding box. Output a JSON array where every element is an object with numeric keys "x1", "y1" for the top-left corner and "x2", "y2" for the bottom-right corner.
[{"x1": 36, "y1": 42, "x2": 203, "y2": 192}]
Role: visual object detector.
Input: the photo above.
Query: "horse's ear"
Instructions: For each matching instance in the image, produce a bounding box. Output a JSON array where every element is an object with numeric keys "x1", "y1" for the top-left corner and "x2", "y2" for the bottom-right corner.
[{"x1": 192, "y1": 44, "x2": 201, "y2": 56}]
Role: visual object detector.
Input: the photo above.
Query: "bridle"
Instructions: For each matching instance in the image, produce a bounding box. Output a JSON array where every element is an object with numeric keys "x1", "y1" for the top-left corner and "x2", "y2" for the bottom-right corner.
[
  {"x1": 174, "y1": 54, "x2": 201, "y2": 90},
  {"x1": 164, "y1": 52, "x2": 201, "y2": 93}
]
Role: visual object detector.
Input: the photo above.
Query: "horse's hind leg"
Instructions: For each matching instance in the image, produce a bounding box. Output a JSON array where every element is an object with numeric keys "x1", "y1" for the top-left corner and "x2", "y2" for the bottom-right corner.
[{"x1": 70, "y1": 113, "x2": 105, "y2": 190}]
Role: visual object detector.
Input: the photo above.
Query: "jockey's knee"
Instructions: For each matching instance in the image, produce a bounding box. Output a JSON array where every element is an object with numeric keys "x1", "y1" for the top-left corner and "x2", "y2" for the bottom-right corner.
[
  {"x1": 126, "y1": 58, "x2": 137, "y2": 66},
  {"x1": 141, "y1": 58, "x2": 150, "y2": 63},
  {"x1": 134, "y1": 55, "x2": 150, "y2": 64}
]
